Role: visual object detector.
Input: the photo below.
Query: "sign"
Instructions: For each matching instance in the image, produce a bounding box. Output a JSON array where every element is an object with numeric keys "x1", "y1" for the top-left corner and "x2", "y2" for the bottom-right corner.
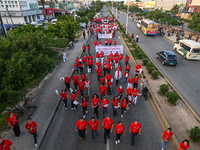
[
  {"x1": 23, "y1": 10, "x2": 42, "y2": 16},
  {"x1": 67, "y1": 3, "x2": 74, "y2": 10},
  {"x1": 95, "y1": 45, "x2": 123, "y2": 56},
  {"x1": 98, "y1": 34, "x2": 112, "y2": 39}
]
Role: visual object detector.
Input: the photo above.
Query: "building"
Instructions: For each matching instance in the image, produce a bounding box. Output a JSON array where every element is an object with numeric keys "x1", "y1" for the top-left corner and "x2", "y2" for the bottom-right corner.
[
  {"x1": 155, "y1": 0, "x2": 186, "y2": 11},
  {"x1": 143, "y1": 1, "x2": 155, "y2": 10},
  {"x1": 188, "y1": 0, "x2": 200, "y2": 14},
  {"x1": 0, "y1": 0, "x2": 43, "y2": 25}
]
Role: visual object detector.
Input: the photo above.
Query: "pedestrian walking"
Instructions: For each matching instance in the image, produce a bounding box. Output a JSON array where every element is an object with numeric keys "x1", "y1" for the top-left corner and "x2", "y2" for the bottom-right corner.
[
  {"x1": 124, "y1": 71, "x2": 129, "y2": 86},
  {"x1": 112, "y1": 96, "x2": 119, "y2": 117},
  {"x1": 99, "y1": 84, "x2": 107, "y2": 100},
  {"x1": 124, "y1": 55, "x2": 129, "y2": 66},
  {"x1": 96, "y1": 67, "x2": 102, "y2": 82},
  {"x1": 79, "y1": 62, "x2": 84, "y2": 75},
  {"x1": 160, "y1": 128, "x2": 173, "y2": 150},
  {"x1": 136, "y1": 34, "x2": 139, "y2": 43},
  {"x1": 100, "y1": 51, "x2": 104, "y2": 64},
  {"x1": 127, "y1": 76, "x2": 133, "y2": 89},
  {"x1": 81, "y1": 96, "x2": 88, "y2": 118},
  {"x1": 114, "y1": 56, "x2": 119, "y2": 68},
  {"x1": 117, "y1": 86, "x2": 124, "y2": 101},
  {"x1": 196, "y1": 35, "x2": 199, "y2": 42},
  {"x1": 106, "y1": 80, "x2": 112, "y2": 95},
  {"x1": 114, "y1": 69, "x2": 122, "y2": 86},
  {"x1": 75, "y1": 117, "x2": 87, "y2": 141},
  {"x1": 105, "y1": 39, "x2": 108, "y2": 46},
  {"x1": 72, "y1": 73, "x2": 79, "y2": 91},
  {"x1": 95, "y1": 60, "x2": 101, "y2": 69},
  {"x1": 188, "y1": 34, "x2": 192, "y2": 40},
  {"x1": 87, "y1": 58, "x2": 93, "y2": 72},
  {"x1": 87, "y1": 30, "x2": 90, "y2": 37},
  {"x1": 101, "y1": 96, "x2": 109, "y2": 118},
  {"x1": 98, "y1": 39, "x2": 102, "y2": 46},
  {"x1": 87, "y1": 44, "x2": 91, "y2": 55},
  {"x1": 88, "y1": 117, "x2": 99, "y2": 139},
  {"x1": 7, "y1": 112, "x2": 21, "y2": 138},
  {"x1": 85, "y1": 78, "x2": 91, "y2": 98},
  {"x1": 130, "y1": 119, "x2": 141, "y2": 146},
  {"x1": 78, "y1": 79, "x2": 85, "y2": 97},
  {"x1": 95, "y1": 52, "x2": 100, "y2": 63},
  {"x1": 109, "y1": 52, "x2": 114, "y2": 63},
  {"x1": 83, "y1": 30, "x2": 86, "y2": 39},
  {"x1": 118, "y1": 54, "x2": 123, "y2": 66},
  {"x1": 59, "y1": 90, "x2": 68, "y2": 109},
  {"x1": 0, "y1": 137, "x2": 16, "y2": 150},
  {"x1": 120, "y1": 97, "x2": 129, "y2": 118},
  {"x1": 106, "y1": 62, "x2": 112, "y2": 74},
  {"x1": 133, "y1": 75, "x2": 139, "y2": 89},
  {"x1": 70, "y1": 91, "x2": 77, "y2": 110},
  {"x1": 91, "y1": 94, "x2": 100, "y2": 118},
  {"x1": 114, "y1": 40, "x2": 117, "y2": 45},
  {"x1": 82, "y1": 44, "x2": 86, "y2": 55},
  {"x1": 178, "y1": 139, "x2": 190, "y2": 150},
  {"x1": 62, "y1": 50, "x2": 68, "y2": 62},
  {"x1": 131, "y1": 33, "x2": 134, "y2": 41},
  {"x1": 126, "y1": 86, "x2": 133, "y2": 103},
  {"x1": 100, "y1": 76, "x2": 105, "y2": 85},
  {"x1": 96, "y1": 33, "x2": 98, "y2": 41},
  {"x1": 135, "y1": 63, "x2": 142, "y2": 73},
  {"x1": 109, "y1": 39, "x2": 112, "y2": 46},
  {"x1": 141, "y1": 76, "x2": 147, "y2": 90},
  {"x1": 64, "y1": 75, "x2": 71, "y2": 91},
  {"x1": 115, "y1": 121, "x2": 125, "y2": 144},
  {"x1": 131, "y1": 87, "x2": 140, "y2": 106},
  {"x1": 25, "y1": 118, "x2": 38, "y2": 147},
  {"x1": 125, "y1": 63, "x2": 131, "y2": 73},
  {"x1": 102, "y1": 115, "x2": 114, "y2": 144}
]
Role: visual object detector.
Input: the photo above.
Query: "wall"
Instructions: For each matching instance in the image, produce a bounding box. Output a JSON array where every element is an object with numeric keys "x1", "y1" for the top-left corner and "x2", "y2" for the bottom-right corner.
[
  {"x1": 2, "y1": 16, "x2": 24, "y2": 24},
  {"x1": 19, "y1": 0, "x2": 39, "y2": 11}
]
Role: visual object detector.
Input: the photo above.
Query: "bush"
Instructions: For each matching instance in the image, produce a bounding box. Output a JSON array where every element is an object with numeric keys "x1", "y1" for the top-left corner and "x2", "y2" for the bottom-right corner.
[
  {"x1": 165, "y1": 92, "x2": 179, "y2": 105},
  {"x1": 160, "y1": 84, "x2": 169, "y2": 95},
  {"x1": 146, "y1": 62, "x2": 154, "y2": 68},
  {"x1": 135, "y1": 47, "x2": 140, "y2": 53},
  {"x1": 142, "y1": 58, "x2": 149, "y2": 66},
  {"x1": 151, "y1": 71, "x2": 160, "y2": 79},
  {"x1": 137, "y1": 53, "x2": 143, "y2": 59},
  {"x1": 188, "y1": 126, "x2": 200, "y2": 142},
  {"x1": 128, "y1": 36, "x2": 132, "y2": 42},
  {"x1": 132, "y1": 42, "x2": 136, "y2": 47},
  {"x1": 148, "y1": 67, "x2": 154, "y2": 74}
]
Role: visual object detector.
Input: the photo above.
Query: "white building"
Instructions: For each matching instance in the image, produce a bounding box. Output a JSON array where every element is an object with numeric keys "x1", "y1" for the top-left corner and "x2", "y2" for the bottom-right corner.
[{"x1": 0, "y1": 0, "x2": 43, "y2": 25}]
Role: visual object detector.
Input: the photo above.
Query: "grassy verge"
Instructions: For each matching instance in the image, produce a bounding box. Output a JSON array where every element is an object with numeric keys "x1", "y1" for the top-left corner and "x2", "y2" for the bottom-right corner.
[{"x1": 53, "y1": 38, "x2": 69, "y2": 48}]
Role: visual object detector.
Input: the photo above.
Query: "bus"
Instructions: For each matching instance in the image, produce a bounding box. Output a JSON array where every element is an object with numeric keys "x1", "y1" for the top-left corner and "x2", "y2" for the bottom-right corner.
[
  {"x1": 173, "y1": 39, "x2": 200, "y2": 60},
  {"x1": 141, "y1": 19, "x2": 158, "y2": 35}
]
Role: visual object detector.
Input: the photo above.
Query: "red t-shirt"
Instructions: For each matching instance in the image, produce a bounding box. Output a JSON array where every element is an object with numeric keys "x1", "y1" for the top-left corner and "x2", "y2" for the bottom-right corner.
[
  {"x1": 91, "y1": 98, "x2": 100, "y2": 107},
  {"x1": 125, "y1": 56, "x2": 129, "y2": 62},
  {"x1": 114, "y1": 57, "x2": 119, "y2": 63},
  {"x1": 101, "y1": 99, "x2": 109, "y2": 108},
  {"x1": 179, "y1": 142, "x2": 189, "y2": 150},
  {"x1": 106, "y1": 63, "x2": 112, "y2": 70},
  {"x1": 103, "y1": 62, "x2": 107, "y2": 69},
  {"x1": 121, "y1": 100, "x2": 128, "y2": 108},
  {"x1": 88, "y1": 120, "x2": 99, "y2": 130},
  {"x1": 100, "y1": 52, "x2": 104, "y2": 58},
  {"x1": 0, "y1": 139, "x2": 13, "y2": 150},
  {"x1": 76, "y1": 120, "x2": 87, "y2": 130},
  {"x1": 72, "y1": 75, "x2": 79, "y2": 83},
  {"x1": 109, "y1": 53, "x2": 113, "y2": 59},
  {"x1": 81, "y1": 75, "x2": 86, "y2": 81},
  {"x1": 100, "y1": 77, "x2": 105, "y2": 85},
  {"x1": 98, "y1": 41, "x2": 102, "y2": 44},
  {"x1": 87, "y1": 60, "x2": 93, "y2": 66},
  {"x1": 95, "y1": 62, "x2": 101, "y2": 68},
  {"x1": 106, "y1": 59, "x2": 111, "y2": 64},
  {"x1": 96, "y1": 68, "x2": 102, "y2": 76},
  {"x1": 106, "y1": 74, "x2": 112, "y2": 81},
  {"x1": 119, "y1": 55, "x2": 123, "y2": 60},
  {"x1": 114, "y1": 40, "x2": 117, "y2": 44},
  {"x1": 78, "y1": 81, "x2": 85, "y2": 90},
  {"x1": 117, "y1": 88, "x2": 124, "y2": 94},
  {"x1": 132, "y1": 89, "x2": 139, "y2": 97},
  {"x1": 96, "y1": 53, "x2": 100, "y2": 58},
  {"x1": 60, "y1": 92, "x2": 68, "y2": 100},
  {"x1": 88, "y1": 55, "x2": 93, "y2": 60},
  {"x1": 106, "y1": 82, "x2": 112, "y2": 87},
  {"x1": 87, "y1": 45, "x2": 90, "y2": 49},
  {"x1": 134, "y1": 77, "x2": 139, "y2": 84},
  {"x1": 163, "y1": 131, "x2": 173, "y2": 140},
  {"x1": 7, "y1": 115, "x2": 18, "y2": 127},
  {"x1": 125, "y1": 65, "x2": 130, "y2": 71},
  {"x1": 136, "y1": 64, "x2": 141, "y2": 70},
  {"x1": 103, "y1": 118, "x2": 113, "y2": 129},
  {"x1": 130, "y1": 122, "x2": 141, "y2": 133},
  {"x1": 112, "y1": 99, "x2": 118, "y2": 106},
  {"x1": 99, "y1": 86, "x2": 107, "y2": 95},
  {"x1": 82, "y1": 45, "x2": 86, "y2": 51},
  {"x1": 105, "y1": 39, "x2": 108, "y2": 44},
  {"x1": 126, "y1": 88, "x2": 132, "y2": 96},
  {"x1": 128, "y1": 78, "x2": 133, "y2": 83},
  {"x1": 65, "y1": 77, "x2": 71, "y2": 84},
  {"x1": 25, "y1": 121, "x2": 37, "y2": 133},
  {"x1": 114, "y1": 53, "x2": 119, "y2": 58},
  {"x1": 115, "y1": 124, "x2": 125, "y2": 134},
  {"x1": 124, "y1": 72, "x2": 129, "y2": 78},
  {"x1": 71, "y1": 94, "x2": 77, "y2": 101},
  {"x1": 117, "y1": 66, "x2": 122, "y2": 71},
  {"x1": 81, "y1": 100, "x2": 88, "y2": 107}
]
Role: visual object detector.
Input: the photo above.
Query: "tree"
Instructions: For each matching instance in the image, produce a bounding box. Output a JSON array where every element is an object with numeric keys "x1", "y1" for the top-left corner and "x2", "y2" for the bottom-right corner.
[
  {"x1": 145, "y1": 9, "x2": 162, "y2": 22},
  {"x1": 170, "y1": 4, "x2": 180, "y2": 15},
  {"x1": 188, "y1": 13, "x2": 200, "y2": 35}
]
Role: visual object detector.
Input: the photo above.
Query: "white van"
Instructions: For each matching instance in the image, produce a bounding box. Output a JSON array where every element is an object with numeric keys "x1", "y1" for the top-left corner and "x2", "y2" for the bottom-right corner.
[
  {"x1": 137, "y1": 21, "x2": 141, "y2": 28},
  {"x1": 173, "y1": 39, "x2": 200, "y2": 60}
]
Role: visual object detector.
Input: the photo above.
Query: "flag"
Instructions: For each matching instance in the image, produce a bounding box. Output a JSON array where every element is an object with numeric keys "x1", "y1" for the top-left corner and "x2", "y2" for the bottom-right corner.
[
  {"x1": 55, "y1": 90, "x2": 59, "y2": 95},
  {"x1": 60, "y1": 77, "x2": 64, "y2": 81}
]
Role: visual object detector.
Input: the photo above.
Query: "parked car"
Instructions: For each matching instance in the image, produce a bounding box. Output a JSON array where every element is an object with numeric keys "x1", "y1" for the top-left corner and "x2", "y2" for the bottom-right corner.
[
  {"x1": 31, "y1": 21, "x2": 43, "y2": 27},
  {"x1": 137, "y1": 21, "x2": 141, "y2": 28},
  {"x1": 43, "y1": 19, "x2": 48, "y2": 24},
  {"x1": 156, "y1": 51, "x2": 178, "y2": 66},
  {"x1": 80, "y1": 22, "x2": 86, "y2": 28}
]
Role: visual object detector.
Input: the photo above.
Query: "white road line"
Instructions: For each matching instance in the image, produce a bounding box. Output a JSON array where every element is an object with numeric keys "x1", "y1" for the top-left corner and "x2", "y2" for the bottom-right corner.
[{"x1": 106, "y1": 139, "x2": 110, "y2": 150}]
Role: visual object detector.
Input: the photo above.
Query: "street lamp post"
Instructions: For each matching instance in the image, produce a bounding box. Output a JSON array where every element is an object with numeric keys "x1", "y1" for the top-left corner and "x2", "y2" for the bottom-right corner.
[
  {"x1": 116, "y1": 1, "x2": 117, "y2": 19},
  {"x1": 125, "y1": 0, "x2": 129, "y2": 34}
]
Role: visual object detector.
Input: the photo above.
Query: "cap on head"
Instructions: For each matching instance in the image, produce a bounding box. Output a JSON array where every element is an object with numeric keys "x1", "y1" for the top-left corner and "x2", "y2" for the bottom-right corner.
[{"x1": 107, "y1": 115, "x2": 110, "y2": 117}]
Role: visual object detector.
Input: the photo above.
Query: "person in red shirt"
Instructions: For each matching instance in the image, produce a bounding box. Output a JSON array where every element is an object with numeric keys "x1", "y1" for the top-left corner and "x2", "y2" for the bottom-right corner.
[
  {"x1": 109, "y1": 39, "x2": 112, "y2": 46},
  {"x1": 0, "y1": 137, "x2": 16, "y2": 150},
  {"x1": 72, "y1": 73, "x2": 79, "y2": 91},
  {"x1": 88, "y1": 54, "x2": 93, "y2": 60},
  {"x1": 115, "y1": 121, "x2": 125, "y2": 144},
  {"x1": 100, "y1": 51, "x2": 104, "y2": 64},
  {"x1": 59, "y1": 90, "x2": 68, "y2": 109},
  {"x1": 7, "y1": 112, "x2": 20, "y2": 138},
  {"x1": 75, "y1": 117, "x2": 87, "y2": 141},
  {"x1": 98, "y1": 40, "x2": 102, "y2": 46},
  {"x1": 124, "y1": 55, "x2": 129, "y2": 66},
  {"x1": 83, "y1": 30, "x2": 86, "y2": 39},
  {"x1": 87, "y1": 44, "x2": 91, "y2": 55},
  {"x1": 124, "y1": 70, "x2": 129, "y2": 86},
  {"x1": 100, "y1": 76, "x2": 105, "y2": 85},
  {"x1": 106, "y1": 57, "x2": 111, "y2": 64},
  {"x1": 95, "y1": 60, "x2": 101, "y2": 69},
  {"x1": 114, "y1": 56, "x2": 119, "y2": 68},
  {"x1": 114, "y1": 40, "x2": 117, "y2": 45},
  {"x1": 96, "y1": 67, "x2": 102, "y2": 82},
  {"x1": 96, "y1": 52, "x2": 100, "y2": 63},
  {"x1": 70, "y1": 91, "x2": 77, "y2": 110},
  {"x1": 125, "y1": 63, "x2": 131, "y2": 73},
  {"x1": 135, "y1": 63, "x2": 142, "y2": 73},
  {"x1": 106, "y1": 73, "x2": 112, "y2": 82},
  {"x1": 133, "y1": 75, "x2": 139, "y2": 89},
  {"x1": 117, "y1": 64, "x2": 122, "y2": 72},
  {"x1": 103, "y1": 61, "x2": 107, "y2": 76},
  {"x1": 106, "y1": 80, "x2": 112, "y2": 95},
  {"x1": 78, "y1": 79, "x2": 85, "y2": 97},
  {"x1": 64, "y1": 75, "x2": 71, "y2": 91},
  {"x1": 82, "y1": 55, "x2": 87, "y2": 66},
  {"x1": 127, "y1": 76, "x2": 133, "y2": 89},
  {"x1": 178, "y1": 139, "x2": 190, "y2": 150},
  {"x1": 74, "y1": 62, "x2": 78, "y2": 74},
  {"x1": 82, "y1": 44, "x2": 86, "y2": 54},
  {"x1": 130, "y1": 119, "x2": 141, "y2": 145},
  {"x1": 109, "y1": 52, "x2": 114, "y2": 63},
  {"x1": 114, "y1": 51, "x2": 119, "y2": 58},
  {"x1": 81, "y1": 96, "x2": 88, "y2": 118},
  {"x1": 25, "y1": 118, "x2": 38, "y2": 147},
  {"x1": 96, "y1": 32, "x2": 98, "y2": 40},
  {"x1": 79, "y1": 62, "x2": 84, "y2": 74},
  {"x1": 105, "y1": 39, "x2": 108, "y2": 46},
  {"x1": 131, "y1": 87, "x2": 140, "y2": 106},
  {"x1": 85, "y1": 78, "x2": 91, "y2": 98},
  {"x1": 106, "y1": 61, "x2": 112, "y2": 74},
  {"x1": 120, "y1": 97, "x2": 129, "y2": 118},
  {"x1": 112, "y1": 96, "x2": 119, "y2": 117},
  {"x1": 99, "y1": 84, "x2": 107, "y2": 100},
  {"x1": 101, "y1": 96, "x2": 109, "y2": 118},
  {"x1": 81, "y1": 73, "x2": 87, "y2": 82},
  {"x1": 160, "y1": 128, "x2": 173, "y2": 150},
  {"x1": 88, "y1": 117, "x2": 99, "y2": 139},
  {"x1": 118, "y1": 54, "x2": 123, "y2": 66},
  {"x1": 102, "y1": 115, "x2": 114, "y2": 144},
  {"x1": 127, "y1": 86, "x2": 133, "y2": 103},
  {"x1": 91, "y1": 94, "x2": 100, "y2": 118},
  {"x1": 93, "y1": 40, "x2": 97, "y2": 46},
  {"x1": 117, "y1": 86, "x2": 124, "y2": 101},
  {"x1": 87, "y1": 58, "x2": 93, "y2": 72}
]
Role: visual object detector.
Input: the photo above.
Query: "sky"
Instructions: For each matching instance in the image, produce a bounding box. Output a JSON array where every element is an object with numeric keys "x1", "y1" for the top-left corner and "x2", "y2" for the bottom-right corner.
[{"x1": 100, "y1": 0, "x2": 186, "y2": 2}]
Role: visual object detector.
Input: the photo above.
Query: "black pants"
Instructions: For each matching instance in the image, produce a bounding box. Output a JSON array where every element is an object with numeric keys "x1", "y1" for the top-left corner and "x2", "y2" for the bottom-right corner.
[
  {"x1": 13, "y1": 122, "x2": 21, "y2": 137},
  {"x1": 103, "y1": 68, "x2": 107, "y2": 76},
  {"x1": 136, "y1": 38, "x2": 139, "y2": 43},
  {"x1": 107, "y1": 69, "x2": 111, "y2": 74},
  {"x1": 97, "y1": 76, "x2": 101, "y2": 82},
  {"x1": 29, "y1": 132, "x2": 37, "y2": 144},
  {"x1": 116, "y1": 133, "x2": 122, "y2": 141},
  {"x1": 131, "y1": 132, "x2": 138, "y2": 145},
  {"x1": 74, "y1": 83, "x2": 78, "y2": 90},
  {"x1": 116, "y1": 79, "x2": 119, "y2": 86},
  {"x1": 133, "y1": 83, "x2": 138, "y2": 89},
  {"x1": 82, "y1": 106, "x2": 87, "y2": 115},
  {"x1": 78, "y1": 129, "x2": 86, "y2": 139},
  {"x1": 121, "y1": 108, "x2": 126, "y2": 115},
  {"x1": 104, "y1": 128, "x2": 111, "y2": 143},
  {"x1": 62, "y1": 99, "x2": 67, "y2": 108},
  {"x1": 65, "y1": 83, "x2": 70, "y2": 91},
  {"x1": 105, "y1": 43, "x2": 108, "y2": 46},
  {"x1": 94, "y1": 106, "x2": 99, "y2": 118},
  {"x1": 89, "y1": 65, "x2": 93, "y2": 71},
  {"x1": 71, "y1": 100, "x2": 78, "y2": 109},
  {"x1": 80, "y1": 67, "x2": 84, "y2": 74}
]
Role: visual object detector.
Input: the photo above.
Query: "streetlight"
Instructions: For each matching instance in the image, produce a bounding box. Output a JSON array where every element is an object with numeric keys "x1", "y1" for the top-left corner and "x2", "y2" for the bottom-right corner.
[
  {"x1": 116, "y1": 1, "x2": 117, "y2": 19},
  {"x1": 125, "y1": 0, "x2": 129, "y2": 34}
]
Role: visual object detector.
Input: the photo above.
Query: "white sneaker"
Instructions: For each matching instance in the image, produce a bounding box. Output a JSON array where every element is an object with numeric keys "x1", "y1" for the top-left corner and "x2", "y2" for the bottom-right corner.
[
  {"x1": 35, "y1": 144, "x2": 37, "y2": 147},
  {"x1": 65, "y1": 107, "x2": 67, "y2": 110},
  {"x1": 118, "y1": 140, "x2": 120, "y2": 143},
  {"x1": 116, "y1": 141, "x2": 118, "y2": 144},
  {"x1": 124, "y1": 111, "x2": 126, "y2": 113},
  {"x1": 74, "y1": 107, "x2": 76, "y2": 110},
  {"x1": 161, "y1": 149, "x2": 164, "y2": 150},
  {"x1": 71, "y1": 108, "x2": 73, "y2": 110},
  {"x1": 121, "y1": 115, "x2": 123, "y2": 118},
  {"x1": 86, "y1": 111, "x2": 88, "y2": 113},
  {"x1": 83, "y1": 115, "x2": 85, "y2": 118}
]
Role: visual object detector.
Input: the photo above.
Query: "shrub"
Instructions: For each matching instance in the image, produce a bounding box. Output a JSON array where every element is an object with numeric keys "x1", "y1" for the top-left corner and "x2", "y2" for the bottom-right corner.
[
  {"x1": 142, "y1": 58, "x2": 149, "y2": 66},
  {"x1": 165, "y1": 92, "x2": 179, "y2": 105},
  {"x1": 137, "y1": 53, "x2": 143, "y2": 59},
  {"x1": 148, "y1": 67, "x2": 154, "y2": 74},
  {"x1": 151, "y1": 71, "x2": 160, "y2": 79},
  {"x1": 135, "y1": 47, "x2": 140, "y2": 53},
  {"x1": 128, "y1": 36, "x2": 132, "y2": 42},
  {"x1": 160, "y1": 84, "x2": 169, "y2": 95},
  {"x1": 146, "y1": 62, "x2": 154, "y2": 68},
  {"x1": 188, "y1": 126, "x2": 200, "y2": 142},
  {"x1": 132, "y1": 42, "x2": 136, "y2": 47}
]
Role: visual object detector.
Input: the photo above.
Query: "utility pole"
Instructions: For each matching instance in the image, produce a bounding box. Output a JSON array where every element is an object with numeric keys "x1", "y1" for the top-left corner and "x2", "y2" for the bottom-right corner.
[
  {"x1": 0, "y1": 14, "x2": 7, "y2": 37},
  {"x1": 112, "y1": 0, "x2": 113, "y2": 14},
  {"x1": 116, "y1": 1, "x2": 117, "y2": 19},
  {"x1": 95, "y1": 0, "x2": 96, "y2": 12},
  {"x1": 126, "y1": 0, "x2": 129, "y2": 34},
  {"x1": 6, "y1": 5, "x2": 14, "y2": 25}
]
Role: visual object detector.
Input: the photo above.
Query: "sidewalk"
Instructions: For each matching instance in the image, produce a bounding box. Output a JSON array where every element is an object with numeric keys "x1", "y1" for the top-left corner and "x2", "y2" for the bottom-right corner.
[{"x1": 4, "y1": 32, "x2": 89, "y2": 150}]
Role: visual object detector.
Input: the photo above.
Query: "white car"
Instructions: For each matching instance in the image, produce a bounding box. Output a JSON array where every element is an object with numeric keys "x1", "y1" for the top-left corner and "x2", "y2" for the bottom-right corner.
[
  {"x1": 31, "y1": 21, "x2": 43, "y2": 27},
  {"x1": 80, "y1": 22, "x2": 86, "y2": 28},
  {"x1": 103, "y1": 19, "x2": 108, "y2": 24},
  {"x1": 137, "y1": 21, "x2": 141, "y2": 28},
  {"x1": 51, "y1": 19, "x2": 57, "y2": 25}
]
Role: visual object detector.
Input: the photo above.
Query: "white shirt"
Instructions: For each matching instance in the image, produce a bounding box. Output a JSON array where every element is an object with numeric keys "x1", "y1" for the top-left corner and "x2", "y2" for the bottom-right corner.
[
  {"x1": 85, "y1": 81, "x2": 91, "y2": 88},
  {"x1": 114, "y1": 70, "x2": 122, "y2": 80}
]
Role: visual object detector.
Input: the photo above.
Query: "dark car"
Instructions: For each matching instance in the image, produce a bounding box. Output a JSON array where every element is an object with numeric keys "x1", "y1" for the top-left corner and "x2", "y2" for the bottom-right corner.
[{"x1": 156, "y1": 51, "x2": 178, "y2": 66}]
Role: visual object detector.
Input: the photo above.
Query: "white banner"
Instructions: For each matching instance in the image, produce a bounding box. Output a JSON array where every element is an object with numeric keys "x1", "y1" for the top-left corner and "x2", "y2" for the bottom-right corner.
[
  {"x1": 98, "y1": 34, "x2": 112, "y2": 39},
  {"x1": 95, "y1": 45, "x2": 123, "y2": 56}
]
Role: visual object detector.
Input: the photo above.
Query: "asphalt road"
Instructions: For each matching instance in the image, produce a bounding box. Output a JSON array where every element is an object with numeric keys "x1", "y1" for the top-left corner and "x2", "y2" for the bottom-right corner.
[
  {"x1": 111, "y1": 8, "x2": 200, "y2": 117},
  {"x1": 39, "y1": 6, "x2": 171, "y2": 150}
]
